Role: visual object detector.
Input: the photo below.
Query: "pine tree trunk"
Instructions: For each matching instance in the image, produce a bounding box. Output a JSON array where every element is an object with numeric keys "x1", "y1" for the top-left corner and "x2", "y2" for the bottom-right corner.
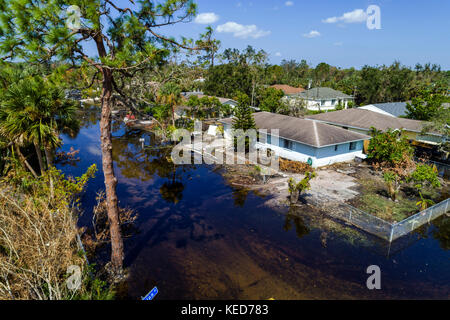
[
  {"x1": 34, "y1": 142, "x2": 45, "y2": 175},
  {"x1": 172, "y1": 104, "x2": 175, "y2": 127},
  {"x1": 44, "y1": 147, "x2": 54, "y2": 200},
  {"x1": 100, "y1": 69, "x2": 124, "y2": 275}
]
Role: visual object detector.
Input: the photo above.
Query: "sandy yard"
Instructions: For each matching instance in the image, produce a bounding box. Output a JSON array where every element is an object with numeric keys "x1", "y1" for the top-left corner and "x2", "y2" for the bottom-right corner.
[{"x1": 220, "y1": 162, "x2": 364, "y2": 211}]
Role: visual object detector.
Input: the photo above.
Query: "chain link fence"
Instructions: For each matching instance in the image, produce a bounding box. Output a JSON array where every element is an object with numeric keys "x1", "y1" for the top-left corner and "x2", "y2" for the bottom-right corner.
[
  {"x1": 309, "y1": 193, "x2": 450, "y2": 242},
  {"x1": 390, "y1": 198, "x2": 449, "y2": 241}
]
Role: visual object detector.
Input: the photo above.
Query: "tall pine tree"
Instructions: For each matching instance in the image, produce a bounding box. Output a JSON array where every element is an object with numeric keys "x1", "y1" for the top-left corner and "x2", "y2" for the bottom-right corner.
[
  {"x1": 0, "y1": 0, "x2": 214, "y2": 276},
  {"x1": 232, "y1": 92, "x2": 256, "y2": 131}
]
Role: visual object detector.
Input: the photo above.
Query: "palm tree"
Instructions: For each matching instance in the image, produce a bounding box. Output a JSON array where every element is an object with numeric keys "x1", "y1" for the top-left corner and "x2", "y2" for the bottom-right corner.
[
  {"x1": 157, "y1": 82, "x2": 182, "y2": 127},
  {"x1": 0, "y1": 76, "x2": 79, "y2": 176}
]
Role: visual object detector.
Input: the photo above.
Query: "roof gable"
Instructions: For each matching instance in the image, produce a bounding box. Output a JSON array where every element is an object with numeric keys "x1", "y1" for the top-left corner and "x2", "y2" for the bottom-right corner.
[
  {"x1": 270, "y1": 84, "x2": 305, "y2": 95},
  {"x1": 306, "y1": 108, "x2": 433, "y2": 133},
  {"x1": 220, "y1": 112, "x2": 370, "y2": 147},
  {"x1": 295, "y1": 87, "x2": 353, "y2": 100}
]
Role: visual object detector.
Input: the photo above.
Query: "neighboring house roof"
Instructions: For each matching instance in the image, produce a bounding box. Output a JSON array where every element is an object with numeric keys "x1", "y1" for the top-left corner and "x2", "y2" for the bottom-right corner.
[
  {"x1": 185, "y1": 93, "x2": 238, "y2": 105},
  {"x1": 359, "y1": 102, "x2": 408, "y2": 117},
  {"x1": 306, "y1": 109, "x2": 439, "y2": 135},
  {"x1": 270, "y1": 84, "x2": 305, "y2": 95},
  {"x1": 294, "y1": 87, "x2": 353, "y2": 100},
  {"x1": 182, "y1": 91, "x2": 203, "y2": 98},
  {"x1": 220, "y1": 112, "x2": 370, "y2": 148}
]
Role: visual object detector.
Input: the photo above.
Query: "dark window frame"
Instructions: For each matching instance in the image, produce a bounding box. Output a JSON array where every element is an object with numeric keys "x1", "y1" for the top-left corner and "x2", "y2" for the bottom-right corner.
[{"x1": 283, "y1": 139, "x2": 294, "y2": 150}]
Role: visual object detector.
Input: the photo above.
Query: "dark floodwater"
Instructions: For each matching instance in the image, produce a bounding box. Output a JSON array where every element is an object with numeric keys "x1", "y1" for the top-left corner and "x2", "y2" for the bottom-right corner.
[{"x1": 57, "y1": 112, "x2": 450, "y2": 300}]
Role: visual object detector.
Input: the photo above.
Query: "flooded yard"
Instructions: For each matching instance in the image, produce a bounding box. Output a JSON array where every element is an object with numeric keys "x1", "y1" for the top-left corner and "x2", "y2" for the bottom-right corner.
[{"x1": 57, "y1": 112, "x2": 450, "y2": 300}]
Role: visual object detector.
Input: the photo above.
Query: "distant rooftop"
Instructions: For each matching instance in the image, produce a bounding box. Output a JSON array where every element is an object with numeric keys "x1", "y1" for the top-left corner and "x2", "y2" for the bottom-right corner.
[
  {"x1": 306, "y1": 108, "x2": 440, "y2": 135},
  {"x1": 360, "y1": 102, "x2": 408, "y2": 117},
  {"x1": 270, "y1": 84, "x2": 305, "y2": 95},
  {"x1": 220, "y1": 112, "x2": 370, "y2": 148},
  {"x1": 295, "y1": 87, "x2": 353, "y2": 100},
  {"x1": 182, "y1": 92, "x2": 237, "y2": 105}
]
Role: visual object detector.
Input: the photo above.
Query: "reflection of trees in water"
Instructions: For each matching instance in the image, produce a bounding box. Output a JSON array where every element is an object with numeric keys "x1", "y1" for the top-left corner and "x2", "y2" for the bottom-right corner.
[
  {"x1": 160, "y1": 181, "x2": 184, "y2": 204},
  {"x1": 110, "y1": 125, "x2": 226, "y2": 265},
  {"x1": 433, "y1": 216, "x2": 450, "y2": 250},
  {"x1": 283, "y1": 209, "x2": 310, "y2": 239},
  {"x1": 78, "y1": 108, "x2": 100, "y2": 130},
  {"x1": 111, "y1": 126, "x2": 195, "y2": 203},
  {"x1": 232, "y1": 188, "x2": 250, "y2": 207}
]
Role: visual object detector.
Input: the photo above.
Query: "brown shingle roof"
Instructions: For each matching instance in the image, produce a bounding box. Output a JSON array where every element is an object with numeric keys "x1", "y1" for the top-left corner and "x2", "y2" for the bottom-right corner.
[
  {"x1": 220, "y1": 112, "x2": 370, "y2": 148},
  {"x1": 305, "y1": 109, "x2": 436, "y2": 134},
  {"x1": 270, "y1": 84, "x2": 305, "y2": 95}
]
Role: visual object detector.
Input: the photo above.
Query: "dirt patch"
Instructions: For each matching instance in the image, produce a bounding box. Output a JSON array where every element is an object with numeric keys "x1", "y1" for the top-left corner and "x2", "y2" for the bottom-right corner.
[{"x1": 219, "y1": 161, "x2": 449, "y2": 224}]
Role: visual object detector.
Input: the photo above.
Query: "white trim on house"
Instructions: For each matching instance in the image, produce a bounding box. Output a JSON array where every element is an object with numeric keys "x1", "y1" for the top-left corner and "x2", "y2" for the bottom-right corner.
[
  {"x1": 222, "y1": 123, "x2": 367, "y2": 168},
  {"x1": 359, "y1": 105, "x2": 396, "y2": 117}
]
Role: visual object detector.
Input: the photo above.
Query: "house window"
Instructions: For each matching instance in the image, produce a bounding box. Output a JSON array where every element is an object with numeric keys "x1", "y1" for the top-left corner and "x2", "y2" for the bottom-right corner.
[
  {"x1": 335, "y1": 145, "x2": 338, "y2": 152},
  {"x1": 331, "y1": 99, "x2": 336, "y2": 105},
  {"x1": 349, "y1": 142, "x2": 357, "y2": 151},
  {"x1": 267, "y1": 134, "x2": 272, "y2": 145},
  {"x1": 320, "y1": 100, "x2": 326, "y2": 106},
  {"x1": 283, "y1": 139, "x2": 293, "y2": 150}
]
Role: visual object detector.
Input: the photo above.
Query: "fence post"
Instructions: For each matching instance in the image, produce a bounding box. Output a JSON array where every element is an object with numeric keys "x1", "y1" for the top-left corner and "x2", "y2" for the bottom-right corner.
[
  {"x1": 428, "y1": 207, "x2": 433, "y2": 224},
  {"x1": 389, "y1": 226, "x2": 394, "y2": 243}
]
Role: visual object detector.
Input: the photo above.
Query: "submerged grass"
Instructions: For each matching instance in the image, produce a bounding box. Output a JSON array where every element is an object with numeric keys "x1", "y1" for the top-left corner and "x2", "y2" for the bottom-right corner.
[
  {"x1": 358, "y1": 193, "x2": 417, "y2": 223},
  {"x1": 353, "y1": 176, "x2": 447, "y2": 223}
]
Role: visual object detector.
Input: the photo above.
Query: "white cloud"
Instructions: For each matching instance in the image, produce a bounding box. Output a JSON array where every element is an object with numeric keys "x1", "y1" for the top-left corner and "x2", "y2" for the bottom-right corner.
[
  {"x1": 334, "y1": 42, "x2": 343, "y2": 46},
  {"x1": 217, "y1": 22, "x2": 271, "y2": 39},
  {"x1": 303, "y1": 30, "x2": 321, "y2": 38},
  {"x1": 275, "y1": 52, "x2": 282, "y2": 57},
  {"x1": 194, "y1": 12, "x2": 220, "y2": 24},
  {"x1": 323, "y1": 9, "x2": 367, "y2": 24},
  {"x1": 285, "y1": 1, "x2": 294, "y2": 6}
]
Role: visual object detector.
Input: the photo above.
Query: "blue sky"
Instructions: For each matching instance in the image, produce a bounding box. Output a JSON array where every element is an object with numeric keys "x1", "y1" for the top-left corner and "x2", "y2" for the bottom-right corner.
[{"x1": 156, "y1": 0, "x2": 450, "y2": 69}]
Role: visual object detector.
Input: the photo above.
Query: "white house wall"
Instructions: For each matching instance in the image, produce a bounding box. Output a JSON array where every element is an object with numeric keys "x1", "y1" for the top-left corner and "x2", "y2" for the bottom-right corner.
[
  {"x1": 359, "y1": 105, "x2": 396, "y2": 117},
  {"x1": 222, "y1": 123, "x2": 365, "y2": 168},
  {"x1": 284, "y1": 96, "x2": 351, "y2": 111}
]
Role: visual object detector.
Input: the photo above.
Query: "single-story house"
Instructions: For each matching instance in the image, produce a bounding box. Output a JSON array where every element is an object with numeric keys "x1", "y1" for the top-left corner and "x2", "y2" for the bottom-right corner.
[
  {"x1": 287, "y1": 87, "x2": 354, "y2": 111},
  {"x1": 306, "y1": 108, "x2": 445, "y2": 148},
  {"x1": 359, "y1": 102, "x2": 408, "y2": 117},
  {"x1": 270, "y1": 84, "x2": 305, "y2": 95},
  {"x1": 219, "y1": 112, "x2": 370, "y2": 168}
]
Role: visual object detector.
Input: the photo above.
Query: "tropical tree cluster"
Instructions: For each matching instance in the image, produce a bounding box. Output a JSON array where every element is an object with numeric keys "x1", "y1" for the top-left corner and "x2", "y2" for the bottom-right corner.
[
  {"x1": 406, "y1": 87, "x2": 447, "y2": 121},
  {"x1": 186, "y1": 95, "x2": 224, "y2": 119},
  {"x1": 0, "y1": 75, "x2": 78, "y2": 179},
  {"x1": 204, "y1": 56, "x2": 449, "y2": 107},
  {"x1": 367, "y1": 128, "x2": 414, "y2": 169},
  {"x1": 0, "y1": 0, "x2": 215, "y2": 276}
]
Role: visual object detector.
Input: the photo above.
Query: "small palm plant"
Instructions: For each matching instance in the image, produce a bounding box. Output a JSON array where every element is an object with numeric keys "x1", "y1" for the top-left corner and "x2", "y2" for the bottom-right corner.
[
  {"x1": 383, "y1": 171, "x2": 402, "y2": 201},
  {"x1": 288, "y1": 171, "x2": 317, "y2": 205},
  {"x1": 416, "y1": 192, "x2": 435, "y2": 211}
]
